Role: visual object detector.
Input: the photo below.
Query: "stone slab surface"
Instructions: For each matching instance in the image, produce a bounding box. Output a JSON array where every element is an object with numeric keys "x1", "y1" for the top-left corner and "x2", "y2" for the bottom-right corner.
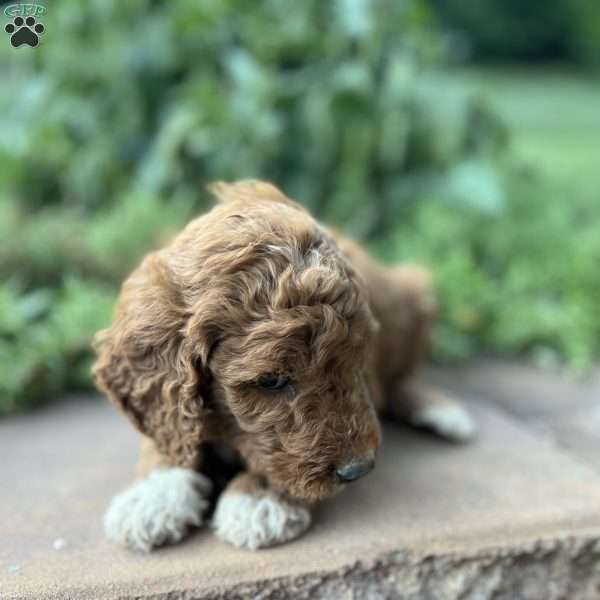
[
  {"x1": 428, "y1": 360, "x2": 600, "y2": 472},
  {"x1": 1, "y1": 364, "x2": 600, "y2": 599}
]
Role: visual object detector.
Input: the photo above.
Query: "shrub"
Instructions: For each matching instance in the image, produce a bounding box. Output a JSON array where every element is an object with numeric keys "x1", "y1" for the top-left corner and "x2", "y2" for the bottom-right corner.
[
  {"x1": 0, "y1": 0, "x2": 509, "y2": 413},
  {"x1": 372, "y1": 171, "x2": 600, "y2": 370}
]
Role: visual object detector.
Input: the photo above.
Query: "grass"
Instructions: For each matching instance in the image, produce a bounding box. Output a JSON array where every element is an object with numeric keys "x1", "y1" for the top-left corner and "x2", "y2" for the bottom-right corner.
[{"x1": 453, "y1": 66, "x2": 600, "y2": 188}]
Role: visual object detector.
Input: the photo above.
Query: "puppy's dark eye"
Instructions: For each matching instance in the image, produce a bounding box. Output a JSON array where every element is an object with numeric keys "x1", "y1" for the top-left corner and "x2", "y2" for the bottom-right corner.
[{"x1": 257, "y1": 374, "x2": 290, "y2": 391}]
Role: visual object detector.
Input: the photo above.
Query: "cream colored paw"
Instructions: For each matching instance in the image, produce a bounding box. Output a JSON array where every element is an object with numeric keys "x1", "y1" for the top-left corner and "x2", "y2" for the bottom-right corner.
[
  {"x1": 104, "y1": 468, "x2": 212, "y2": 552},
  {"x1": 212, "y1": 492, "x2": 311, "y2": 550},
  {"x1": 410, "y1": 403, "x2": 477, "y2": 442}
]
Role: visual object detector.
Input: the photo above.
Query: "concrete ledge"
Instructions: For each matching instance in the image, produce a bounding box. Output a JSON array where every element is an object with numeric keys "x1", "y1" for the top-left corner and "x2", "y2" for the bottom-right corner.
[
  {"x1": 2, "y1": 365, "x2": 600, "y2": 599},
  {"x1": 205, "y1": 537, "x2": 600, "y2": 600}
]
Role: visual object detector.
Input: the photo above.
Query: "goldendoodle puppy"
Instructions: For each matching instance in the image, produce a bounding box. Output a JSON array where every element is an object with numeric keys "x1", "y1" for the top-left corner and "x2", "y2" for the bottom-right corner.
[{"x1": 93, "y1": 180, "x2": 475, "y2": 552}]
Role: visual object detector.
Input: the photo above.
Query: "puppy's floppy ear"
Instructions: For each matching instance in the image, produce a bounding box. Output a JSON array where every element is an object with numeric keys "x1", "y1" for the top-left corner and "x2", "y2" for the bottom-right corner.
[
  {"x1": 207, "y1": 180, "x2": 302, "y2": 208},
  {"x1": 93, "y1": 251, "x2": 213, "y2": 467}
]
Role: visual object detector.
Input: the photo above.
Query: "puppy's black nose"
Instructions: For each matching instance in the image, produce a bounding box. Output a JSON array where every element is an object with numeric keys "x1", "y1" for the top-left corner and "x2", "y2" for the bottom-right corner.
[{"x1": 335, "y1": 458, "x2": 375, "y2": 483}]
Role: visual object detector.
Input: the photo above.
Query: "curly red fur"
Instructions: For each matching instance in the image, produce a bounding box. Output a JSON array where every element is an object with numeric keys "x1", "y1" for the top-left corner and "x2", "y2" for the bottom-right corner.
[{"x1": 93, "y1": 181, "x2": 436, "y2": 502}]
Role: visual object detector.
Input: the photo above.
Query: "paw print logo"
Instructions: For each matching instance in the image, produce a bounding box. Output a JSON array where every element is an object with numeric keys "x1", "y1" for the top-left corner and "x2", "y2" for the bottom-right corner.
[{"x1": 5, "y1": 15, "x2": 45, "y2": 48}]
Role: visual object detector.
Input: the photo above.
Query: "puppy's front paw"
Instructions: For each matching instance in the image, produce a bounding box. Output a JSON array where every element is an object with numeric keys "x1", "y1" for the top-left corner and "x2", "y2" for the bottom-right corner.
[
  {"x1": 212, "y1": 492, "x2": 311, "y2": 550},
  {"x1": 104, "y1": 468, "x2": 212, "y2": 552}
]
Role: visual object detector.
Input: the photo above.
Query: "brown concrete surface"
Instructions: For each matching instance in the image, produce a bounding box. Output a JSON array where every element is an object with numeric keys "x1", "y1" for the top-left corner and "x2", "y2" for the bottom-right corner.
[
  {"x1": 428, "y1": 360, "x2": 600, "y2": 472},
  {"x1": 1, "y1": 361, "x2": 600, "y2": 599}
]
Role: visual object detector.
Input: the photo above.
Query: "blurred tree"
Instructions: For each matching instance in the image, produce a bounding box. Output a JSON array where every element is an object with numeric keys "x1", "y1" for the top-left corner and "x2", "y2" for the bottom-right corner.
[
  {"x1": 0, "y1": 0, "x2": 502, "y2": 231},
  {"x1": 433, "y1": 0, "x2": 600, "y2": 65}
]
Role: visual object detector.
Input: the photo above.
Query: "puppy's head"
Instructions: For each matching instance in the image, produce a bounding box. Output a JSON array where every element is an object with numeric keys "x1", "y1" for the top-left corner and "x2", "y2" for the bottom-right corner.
[{"x1": 94, "y1": 181, "x2": 381, "y2": 501}]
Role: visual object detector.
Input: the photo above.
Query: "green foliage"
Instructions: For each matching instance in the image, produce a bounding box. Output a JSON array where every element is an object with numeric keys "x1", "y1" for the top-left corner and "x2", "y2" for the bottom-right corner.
[
  {"x1": 0, "y1": 0, "x2": 499, "y2": 229},
  {"x1": 433, "y1": 0, "x2": 600, "y2": 66},
  {"x1": 0, "y1": 1, "x2": 596, "y2": 414},
  {"x1": 371, "y1": 172, "x2": 600, "y2": 370},
  {"x1": 0, "y1": 278, "x2": 115, "y2": 415},
  {"x1": 0, "y1": 0, "x2": 505, "y2": 413}
]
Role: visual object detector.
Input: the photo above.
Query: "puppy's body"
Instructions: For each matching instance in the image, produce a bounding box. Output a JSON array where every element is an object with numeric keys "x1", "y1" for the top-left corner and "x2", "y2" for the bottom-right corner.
[{"x1": 94, "y1": 181, "x2": 474, "y2": 551}]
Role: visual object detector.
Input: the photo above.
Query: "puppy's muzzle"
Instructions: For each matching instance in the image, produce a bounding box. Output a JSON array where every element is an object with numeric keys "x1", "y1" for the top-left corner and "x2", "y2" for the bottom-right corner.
[{"x1": 335, "y1": 457, "x2": 375, "y2": 483}]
